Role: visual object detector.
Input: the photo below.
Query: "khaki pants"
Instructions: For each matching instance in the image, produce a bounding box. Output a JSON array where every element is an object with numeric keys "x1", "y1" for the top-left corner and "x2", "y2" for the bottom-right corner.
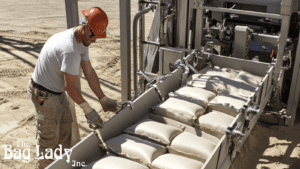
[{"x1": 27, "y1": 82, "x2": 73, "y2": 169}]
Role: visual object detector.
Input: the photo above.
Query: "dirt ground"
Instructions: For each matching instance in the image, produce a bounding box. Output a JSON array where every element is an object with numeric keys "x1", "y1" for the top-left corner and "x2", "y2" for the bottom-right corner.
[{"x1": 0, "y1": 0, "x2": 299, "y2": 169}]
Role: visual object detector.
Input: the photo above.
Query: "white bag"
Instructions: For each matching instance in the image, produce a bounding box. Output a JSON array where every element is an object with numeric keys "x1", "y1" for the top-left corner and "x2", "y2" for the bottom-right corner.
[
  {"x1": 208, "y1": 93, "x2": 247, "y2": 117},
  {"x1": 194, "y1": 110, "x2": 235, "y2": 139},
  {"x1": 82, "y1": 154, "x2": 149, "y2": 169},
  {"x1": 226, "y1": 79, "x2": 256, "y2": 98},
  {"x1": 187, "y1": 73, "x2": 256, "y2": 98},
  {"x1": 235, "y1": 70, "x2": 263, "y2": 87},
  {"x1": 167, "y1": 132, "x2": 216, "y2": 163},
  {"x1": 154, "y1": 98, "x2": 205, "y2": 126},
  {"x1": 149, "y1": 113, "x2": 220, "y2": 145},
  {"x1": 105, "y1": 134, "x2": 167, "y2": 166},
  {"x1": 124, "y1": 118, "x2": 182, "y2": 146},
  {"x1": 205, "y1": 66, "x2": 239, "y2": 78},
  {"x1": 173, "y1": 86, "x2": 216, "y2": 108},
  {"x1": 186, "y1": 74, "x2": 229, "y2": 93},
  {"x1": 151, "y1": 154, "x2": 203, "y2": 169}
]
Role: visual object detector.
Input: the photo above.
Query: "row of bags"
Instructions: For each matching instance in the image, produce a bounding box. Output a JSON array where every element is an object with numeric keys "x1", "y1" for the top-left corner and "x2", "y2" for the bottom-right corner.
[{"x1": 82, "y1": 66, "x2": 263, "y2": 169}]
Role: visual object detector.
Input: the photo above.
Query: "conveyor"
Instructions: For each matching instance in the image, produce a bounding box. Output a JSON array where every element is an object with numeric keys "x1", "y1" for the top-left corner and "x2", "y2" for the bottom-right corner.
[{"x1": 49, "y1": 0, "x2": 300, "y2": 168}]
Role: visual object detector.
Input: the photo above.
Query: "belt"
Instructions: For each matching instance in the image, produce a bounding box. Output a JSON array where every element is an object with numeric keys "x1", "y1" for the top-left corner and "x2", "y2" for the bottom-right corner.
[{"x1": 31, "y1": 79, "x2": 62, "y2": 95}]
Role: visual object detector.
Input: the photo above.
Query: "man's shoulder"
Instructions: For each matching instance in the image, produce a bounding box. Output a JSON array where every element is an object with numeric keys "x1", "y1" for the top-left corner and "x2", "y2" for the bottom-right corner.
[
  {"x1": 50, "y1": 29, "x2": 74, "y2": 43},
  {"x1": 48, "y1": 29, "x2": 78, "y2": 53}
]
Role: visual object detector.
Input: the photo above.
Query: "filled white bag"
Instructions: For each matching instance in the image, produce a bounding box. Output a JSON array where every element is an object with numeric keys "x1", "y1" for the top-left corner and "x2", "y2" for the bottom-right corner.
[
  {"x1": 151, "y1": 154, "x2": 203, "y2": 169},
  {"x1": 173, "y1": 86, "x2": 216, "y2": 108},
  {"x1": 208, "y1": 93, "x2": 247, "y2": 117},
  {"x1": 124, "y1": 118, "x2": 182, "y2": 145},
  {"x1": 154, "y1": 98, "x2": 205, "y2": 126},
  {"x1": 168, "y1": 132, "x2": 216, "y2": 163},
  {"x1": 149, "y1": 113, "x2": 220, "y2": 145},
  {"x1": 235, "y1": 70, "x2": 263, "y2": 87},
  {"x1": 194, "y1": 110, "x2": 235, "y2": 139},
  {"x1": 105, "y1": 134, "x2": 167, "y2": 166},
  {"x1": 205, "y1": 66, "x2": 239, "y2": 78},
  {"x1": 82, "y1": 154, "x2": 149, "y2": 169}
]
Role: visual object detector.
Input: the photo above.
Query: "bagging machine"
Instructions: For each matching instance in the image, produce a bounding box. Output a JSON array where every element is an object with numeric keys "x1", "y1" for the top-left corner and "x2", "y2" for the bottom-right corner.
[{"x1": 48, "y1": 0, "x2": 300, "y2": 168}]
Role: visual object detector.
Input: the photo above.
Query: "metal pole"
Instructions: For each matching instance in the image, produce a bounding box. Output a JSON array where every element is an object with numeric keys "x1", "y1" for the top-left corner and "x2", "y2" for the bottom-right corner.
[
  {"x1": 65, "y1": 0, "x2": 79, "y2": 29},
  {"x1": 177, "y1": 0, "x2": 189, "y2": 48},
  {"x1": 65, "y1": 0, "x2": 81, "y2": 146},
  {"x1": 197, "y1": 6, "x2": 281, "y2": 19},
  {"x1": 272, "y1": 1, "x2": 293, "y2": 111},
  {"x1": 120, "y1": 0, "x2": 132, "y2": 102},
  {"x1": 133, "y1": 5, "x2": 154, "y2": 99},
  {"x1": 286, "y1": 33, "x2": 300, "y2": 126},
  {"x1": 194, "y1": 9, "x2": 204, "y2": 50},
  {"x1": 139, "y1": 1, "x2": 145, "y2": 93}
]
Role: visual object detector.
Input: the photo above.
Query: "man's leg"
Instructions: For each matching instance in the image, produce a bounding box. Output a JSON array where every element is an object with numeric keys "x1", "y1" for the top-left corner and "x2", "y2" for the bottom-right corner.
[
  {"x1": 28, "y1": 83, "x2": 62, "y2": 169},
  {"x1": 58, "y1": 93, "x2": 73, "y2": 151}
]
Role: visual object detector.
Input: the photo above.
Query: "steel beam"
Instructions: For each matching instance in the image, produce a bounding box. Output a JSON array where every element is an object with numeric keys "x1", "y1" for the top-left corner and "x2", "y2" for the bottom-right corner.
[
  {"x1": 286, "y1": 33, "x2": 300, "y2": 126},
  {"x1": 194, "y1": 9, "x2": 204, "y2": 50},
  {"x1": 139, "y1": 1, "x2": 145, "y2": 93},
  {"x1": 196, "y1": 6, "x2": 281, "y2": 19},
  {"x1": 139, "y1": 1, "x2": 145, "y2": 72},
  {"x1": 65, "y1": 0, "x2": 81, "y2": 146},
  {"x1": 120, "y1": 0, "x2": 132, "y2": 102},
  {"x1": 274, "y1": 15, "x2": 291, "y2": 95},
  {"x1": 176, "y1": 0, "x2": 188, "y2": 48},
  {"x1": 65, "y1": 0, "x2": 79, "y2": 29}
]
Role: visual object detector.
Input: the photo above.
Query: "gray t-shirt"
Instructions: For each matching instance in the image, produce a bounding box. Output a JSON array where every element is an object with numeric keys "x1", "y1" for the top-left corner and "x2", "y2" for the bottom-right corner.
[{"x1": 32, "y1": 28, "x2": 89, "y2": 92}]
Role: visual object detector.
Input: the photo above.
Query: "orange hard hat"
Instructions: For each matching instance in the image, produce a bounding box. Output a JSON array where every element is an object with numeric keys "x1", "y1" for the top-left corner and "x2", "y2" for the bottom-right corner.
[{"x1": 82, "y1": 7, "x2": 108, "y2": 38}]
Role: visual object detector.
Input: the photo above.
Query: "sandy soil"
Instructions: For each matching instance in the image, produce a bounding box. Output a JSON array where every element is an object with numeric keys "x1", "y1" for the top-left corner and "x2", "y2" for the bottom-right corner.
[{"x1": 0, "y1": 0, "x2": 299, "y2": 169}]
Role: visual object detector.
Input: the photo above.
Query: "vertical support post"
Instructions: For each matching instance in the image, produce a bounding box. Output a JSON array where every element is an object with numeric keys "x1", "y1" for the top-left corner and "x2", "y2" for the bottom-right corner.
[
  {"x1": 120, "y1": 0, "x2": 132, "y2": 102},
  {"x1": 65, "y1": 0, "x2": 81, "y2": 146},
  {"x1": 139, "y1": 1, "x2": 145, "y2": 93},
  {"x1": 273, "y1": 0, "x2": 293, "y2": 110},
  {"x1": 194, "y1": 8, "x2": 204, "y2": 50},
  {"x1": 65, "y1": 0, "x2": 79, "y2": 29},
  {"x1": 176, "y1": 0, "x2": 189, "y2": 48},
  {"x1": 274, "y1": 16, "x2": 291, "y2": 84},
  {"x1": 286, "y1": 33, "x2": 300, "y2": 126},
  {"x1": 139, "y1": 1, "x2": 145, "y2": 71}
]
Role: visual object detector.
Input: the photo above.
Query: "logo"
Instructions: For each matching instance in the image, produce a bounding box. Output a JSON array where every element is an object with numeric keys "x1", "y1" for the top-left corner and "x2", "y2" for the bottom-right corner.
[{"x1": 2, "y1": 139, "x2": 73, "y2": 163}]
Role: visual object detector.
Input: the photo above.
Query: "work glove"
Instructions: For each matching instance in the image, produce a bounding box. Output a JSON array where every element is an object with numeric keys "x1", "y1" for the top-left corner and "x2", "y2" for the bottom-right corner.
[
  {"x1": 99, "y1": 96, "x2": 120, "y2": 112},
  {"x1": 79, "y1": 101, "x2": 103, "y2": 129},
  {"x1": 85, "y1": 109, "x2": 103, "y2": 129}
]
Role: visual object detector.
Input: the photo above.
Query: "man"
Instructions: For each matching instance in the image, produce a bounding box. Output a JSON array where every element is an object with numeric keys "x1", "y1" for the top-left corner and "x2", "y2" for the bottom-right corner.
[{"x1": 27, "y1": 7, "x2": 119, "y2": 169}]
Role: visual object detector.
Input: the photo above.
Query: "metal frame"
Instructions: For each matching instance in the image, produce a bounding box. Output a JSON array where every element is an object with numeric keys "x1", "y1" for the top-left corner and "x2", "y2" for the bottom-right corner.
[
  {"x1": 189, "y1": 0, "x2": 297, "y2": 125},
  {"x1": 139, "y1": 1, "x2": 146, "y2": 93},
  {"x1": 120, "y1": 0, "x2": 132, "y2": 102},
  {"x1": 49, "y1": 51, "x2": 273, "y2": 168},
  {"x1": 51, "y1": 1, "x2": 300, "y2": 169},
  {"x1": 65, "y1": 0, "x2": 79, "y2": 29},
  {"x1": 202, "y1": 54, "x2": 274, "y2": 169},
  {"x1": 197, "y1": 5, "x2": 281, "y2": 19},
  {"x1": 158, "y1": 47, "x2": 185, "y2": 76},
  {"x1": 176, "y1": 0, "x2": 189, "y2": 48},
  {"x1": 65, "y1": 0, "x2": 81, "y2": 146},
  {"x1": 286, "y1": 30, "x2": 300, "y2": 126}
]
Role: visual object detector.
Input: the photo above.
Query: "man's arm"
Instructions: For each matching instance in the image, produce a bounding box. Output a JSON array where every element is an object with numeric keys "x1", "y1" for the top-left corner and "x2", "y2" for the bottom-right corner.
[
  {"x1": 81, "y1": 60, "x2": 119, "y2": 112},
  {"x1": 64, "y1": 71, "x2": 103, "y2": 129},
  {"x1": 80, "y1": 60, "x2": 105, "y2": 100},
  {"x1": 64, "y1": 73, "x2": 85, "y2": 104}
]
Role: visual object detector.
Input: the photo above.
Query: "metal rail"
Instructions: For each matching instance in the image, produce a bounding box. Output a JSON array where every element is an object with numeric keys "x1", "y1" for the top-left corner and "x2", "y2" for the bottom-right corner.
[
  {"x1": 133, "y1": 4, "x2": 156, "y2": 99},
  {"x1": 196, "y1": 5, "x2": 282, "y2": 20}
]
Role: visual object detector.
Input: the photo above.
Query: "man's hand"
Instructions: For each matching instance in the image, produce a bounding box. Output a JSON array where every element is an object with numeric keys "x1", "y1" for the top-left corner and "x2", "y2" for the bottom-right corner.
[
  {"x1": 79, "y1": 101, "x2": 103, "y2": 129},
  {"x1": 99, "y1": 96, "x2": 120, "y2": 112},
  {"x1": 85, "y1": 109, "x2": 103, "y2": 129}
]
